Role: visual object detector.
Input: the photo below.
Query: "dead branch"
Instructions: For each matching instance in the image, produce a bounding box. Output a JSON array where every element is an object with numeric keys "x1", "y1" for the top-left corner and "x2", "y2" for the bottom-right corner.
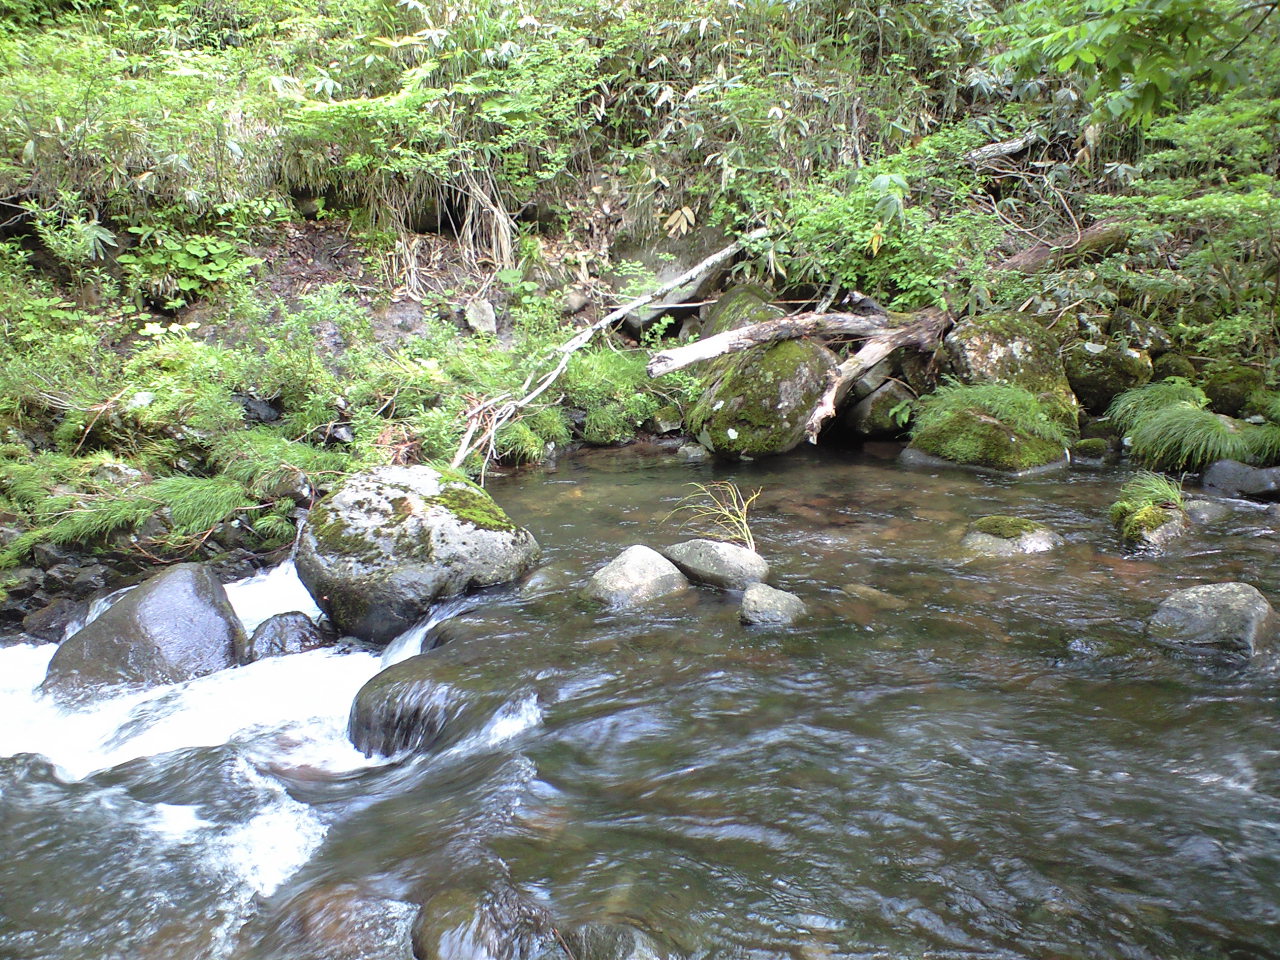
[
  {"x1": 996, "y1": 219, "x2": 1131, "y2": 274},
  {"x1": 965, "y1": 135, "x2": 1037, "y2": 165},
  {"x1": 803, "y1": 307, "x2": 951, "y2": 442},
  {"x1": 646, "y1": 296, "x2": 889, "y2": 378},
  {"x1": 450, "y1": 228, "x2": 768, "y2": 471}
]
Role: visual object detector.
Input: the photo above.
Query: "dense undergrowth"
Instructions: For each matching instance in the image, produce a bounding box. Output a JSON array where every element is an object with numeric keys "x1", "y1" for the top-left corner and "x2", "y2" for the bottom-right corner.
[{"x1": 1, "y1": 0, "x2": 1278, "y2": 572}]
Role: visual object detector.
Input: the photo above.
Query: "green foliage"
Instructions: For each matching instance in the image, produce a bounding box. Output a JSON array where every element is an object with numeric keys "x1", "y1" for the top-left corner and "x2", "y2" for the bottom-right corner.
[
  {"x1": 1109, "y1": 470, "x2": 1186, "y2": 542},
  {"x1": 985, "y1": 0, "x2": 1267, "y2": 124},
  {"x1": 117, "y1": 229, "x2": 261, "y2": 309},
  {"x1": 1105, "y1": 378, "x2": 1208, "y2": 433},
  {"x1": 662, "y1": 481, "x2": 761, "y2": 552},
  {"x1": 914, "y1": 382, "x2": 1073, "y2": 448}
]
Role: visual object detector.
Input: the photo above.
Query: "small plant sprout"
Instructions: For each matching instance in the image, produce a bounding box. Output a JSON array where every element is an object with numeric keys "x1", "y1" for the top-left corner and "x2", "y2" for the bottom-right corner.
[{"x1": 662, "y1": 481, "x2": 761, "y2": 552}]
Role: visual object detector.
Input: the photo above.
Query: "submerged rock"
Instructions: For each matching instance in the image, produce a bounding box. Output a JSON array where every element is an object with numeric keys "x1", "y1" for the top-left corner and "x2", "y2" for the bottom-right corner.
[
  {"x1": 412, "y1": 885, "x2": 550, "y2": 960},
  {"x1": 740, "y1": 582, "x2": 804, "y2": 625},
  {"x1": 530, "y1": 924, "x2": 661, "y2": 960},
  {"x1": 348, "y1": 654, "x2": 486, "y2": 757},
  {"x1": 1147, "y1": 583, "x2": 1277, "y2": 665},
  {"x1": 1063, "y1": 340, "x2": 1153, "y2": 413},
  {"x1": 240, "y1": 611, "x2": 332, "y2": 663},
  {"x1": 961, "y1": 516, "x2": 1064, "y2": 556},
  {"x1": 584, "y1": 545, "x2": 688, "y2": 608},
  {"x1": 42, "y1": 563, "x2": 245, "y2": 700},
  {"x1": 660, "y1": 539, "x2": 768, "y2": 590},
  {"x1": 1185, "y1": 498, "x2": 1233, "y2": 524},
  {"x1": 1203, "y1": 459, "x2": 1280, "y2": 501},
  {"x1": 687, "y1": 339, "x2": 835, "y2": 458},
  {"x1": 296, "y1": 466, "x2": 540, "y2": 644}
]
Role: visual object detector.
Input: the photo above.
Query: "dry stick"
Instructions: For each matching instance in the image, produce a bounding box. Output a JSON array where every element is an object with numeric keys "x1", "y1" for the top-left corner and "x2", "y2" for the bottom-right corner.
[{"x1": 450, "y1": 228, "x2": 769, "y2": 470}]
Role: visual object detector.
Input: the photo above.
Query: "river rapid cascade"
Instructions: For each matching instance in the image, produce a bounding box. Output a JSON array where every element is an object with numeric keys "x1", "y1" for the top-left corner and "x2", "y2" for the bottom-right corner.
[{"x1": 2, "y1": 446, "x2": 1279, "y2": 960}]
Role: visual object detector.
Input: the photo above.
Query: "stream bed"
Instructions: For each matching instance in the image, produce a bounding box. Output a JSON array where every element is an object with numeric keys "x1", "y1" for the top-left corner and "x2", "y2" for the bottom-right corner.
[{"x1": 2, "y1": 444, "x2": 1279, "y2": 959}]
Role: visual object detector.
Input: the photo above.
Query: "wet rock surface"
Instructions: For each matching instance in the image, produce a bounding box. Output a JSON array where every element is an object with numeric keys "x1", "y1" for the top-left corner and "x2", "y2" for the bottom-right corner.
[
  {"x1": 296, "y1": 465, "x2": 540, "y2": 644},
  {"x1": 584, "y1": 545, "x2": 688, "y2": 608},
  {"x1": 1147, "y1": 582, "x2": 1277, "y2": 664},
  {"x1": 961, "y1": 516, "x2": 1064, "y2": 556},
  {"x1": 660, "y1": 539, "x2": 768, "y2": 590},
  {"x1": 740, "y1": 582, "x2": 804, "y2": 625},
  {"x1": 41, "y1": 563, "x2": 245, "y2": 700},
  {"x1": 240, "y1": 611, "x2": 333, "y2": 663},
  {"x1": 1203, "y1": 459, "x2": 1280, "y2": 501}
]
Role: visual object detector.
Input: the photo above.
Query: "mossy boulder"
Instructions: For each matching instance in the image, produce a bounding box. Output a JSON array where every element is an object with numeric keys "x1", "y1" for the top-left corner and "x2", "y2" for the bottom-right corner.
[
  {"x1": 1111, "y1": 503, "x2": 1187, "y2": 550},
  {"x1": 842, "y1": 380, "x2": 914, "y2": 439},
  {"x1": 1063, "y1": 340, "x2": 1153, "y2": 413},
  {"x1": 1201, "y1": 362, "x2": 1265, "y2": 417},
  {"x1": 943, "y1": 313, "x2": 1079, "y2": 426},
  {"x1": 1070, "y1": 437, "x2": 1111, "y2": 461},
  {"x1": 296, "y1": 466, "x2": 539, "y2": 644},
  {"x1": 687, "y1": 339, "x2": 835, "y2": 458},
  {"x1": 42, "y1": 563, "x2": 245, "y2": 701},
  {"x1": 1152, "y1": 352, "x2": 1196, "y2": 382},
  {"x1": 961, "y1": 516, "x2": 1064, "y2": 556},
  {"x1": 699, "y1": 283, "x2": 784, "y2": 337},
  {"x1": 907, "y1": 410, "x2": 1067, "y2": 474}
]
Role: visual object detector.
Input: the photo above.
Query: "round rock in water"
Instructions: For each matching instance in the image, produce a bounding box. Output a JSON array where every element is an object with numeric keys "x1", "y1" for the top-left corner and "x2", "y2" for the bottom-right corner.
[
  {"x1": 661, "y1": 538, "x2": 768, "y2": 590},
  {"x1": 1147, "y1": 582, "x2": 1277, "y2": 664},
  {"x1": 240, "y1": 611, "x2": 331, "y2": 664},
  {"x1": 961, "y1": 516, "x2": 1063, "y2": 557},
  {"x1": 295, "y1": 466, "x2": 540, "y2": 644},
  {"x1": 583, "y1": 544, "x2": 688, "y2": 608},
  {"x1": 42, "y1": 563, "x2": 245, "y2": 701},
  {"x1": 740, "y1": 582, "x2": 805, "y2": 626}
]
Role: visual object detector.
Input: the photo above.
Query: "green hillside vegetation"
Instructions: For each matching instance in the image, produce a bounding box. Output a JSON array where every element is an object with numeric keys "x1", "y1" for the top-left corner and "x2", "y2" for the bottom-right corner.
[{"x1": 1, "y1": 0, "x2": 1277, "y2": 566}]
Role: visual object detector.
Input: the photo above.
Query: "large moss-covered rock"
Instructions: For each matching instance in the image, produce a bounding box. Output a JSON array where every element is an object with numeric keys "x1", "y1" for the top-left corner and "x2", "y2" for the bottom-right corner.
[
  {"x1": 296, "y1": 466, "x2": 539, "y2": 644},
  {"x1": 42, "y1": 563, "x2": 245, "y2": 701},
  {"x1": 1201, "y1": 361, "x2": 1265, "y2": 417},
  {"x1": 943, "y1": 313, "x2": 1078, "y2": 425},
  {"x1": 907, "y1": 410, "x2": 1067, "y2": 474},
  {"x1": 1112, "y1": 503, "x2": 1187, "y2": 550},
  {"x1": 1063, "y1": 340, "x2": 1153, "y2": 413},
  {"x1": 699, "y1": 283, "x2": 784, "y2": 337},
  {"x1": 687, "y1": 339, "x2": 835, "y2": 458},
  {"x1": 1152, "y1": 353, "x2": 1196, "y2": 381}
]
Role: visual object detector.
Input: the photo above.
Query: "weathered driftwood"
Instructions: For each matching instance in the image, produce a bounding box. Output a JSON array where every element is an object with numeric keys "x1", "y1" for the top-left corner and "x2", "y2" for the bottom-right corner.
[
  {"x1": 645, "y1": 299, "x2": 889, "y2": 378},
  {"x1": 452, "y1": 227, "x2": 767, "y2": 470},
  {"x1": 996, "y1": 219, "x2": 1130, "y2": 274},
  {"x1": 965, "y1": 135, "x2": 1037, "y2": 165}
]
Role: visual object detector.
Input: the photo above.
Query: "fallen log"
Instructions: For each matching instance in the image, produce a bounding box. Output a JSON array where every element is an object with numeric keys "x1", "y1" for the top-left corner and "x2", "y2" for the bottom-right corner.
[
  {"x1": 645, "y1": 297, "x2": 889, "y2": 378},
  {"x1": 996, "y1": 219, "x2": 1131, "y2": 274},
  {"x1": 803, "y1": 307, "x2": 951, "y2": 442}
]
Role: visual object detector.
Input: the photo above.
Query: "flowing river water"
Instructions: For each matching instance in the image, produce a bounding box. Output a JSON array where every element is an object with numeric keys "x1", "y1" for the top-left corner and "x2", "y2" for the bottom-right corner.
[{"x1": 2, "y1": 444, "x2": 1279, "y2": 960}]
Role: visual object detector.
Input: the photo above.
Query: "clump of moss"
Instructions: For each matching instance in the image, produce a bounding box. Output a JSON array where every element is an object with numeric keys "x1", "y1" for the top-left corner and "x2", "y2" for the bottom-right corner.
[
  {"x1": 909, "y1": 382, "x2": 1071, "y2": 472},
  {"x1": 1109, "y1": 472, "x2": 1187, "y2": 544},
  {"x1": 426, "y1": 484, "x2": 517, "y2": 532},
  {"x1": 970, "y1": 515, "x2": 1041, "y2": 539},
  {"x1": 1201, "y1": 361, "x2": 1265, "y2": 417},
  {"x1": 1071, "y1": 437, "x2": 1110, "y2": 459}
]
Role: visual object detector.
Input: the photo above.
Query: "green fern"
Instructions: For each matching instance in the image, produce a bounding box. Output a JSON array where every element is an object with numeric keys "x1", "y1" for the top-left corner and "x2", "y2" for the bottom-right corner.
[{"x1": 146, "y1": 476, "x2": 253, "y2": 535}]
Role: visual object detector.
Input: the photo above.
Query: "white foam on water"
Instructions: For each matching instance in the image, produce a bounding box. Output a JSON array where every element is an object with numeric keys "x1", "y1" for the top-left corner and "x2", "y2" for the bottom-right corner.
[
  {"x1": 223, "y1": 560, "x2": 323, "y2": 635},
  {"x1": 0, "y1": 642, "x2": 384, "y2": 781}
]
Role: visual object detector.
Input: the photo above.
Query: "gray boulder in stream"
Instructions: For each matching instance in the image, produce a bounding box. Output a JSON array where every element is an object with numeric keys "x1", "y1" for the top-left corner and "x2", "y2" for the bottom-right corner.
[
  {"x1": 740, "y1": 582, "x2": 805, "y2": 625},
  {"x1": 1147, "y1": 583, "x2": 1277, "y2": 665},
  {"x1": 583, "y1": 545, "x2": 688, "y2": 608},
  {"x1": 240, "y1": 611, "x2": 331, "y2": 663},
  {"x1": 961, "y1": 516, "x2": 1063, "y2": 557},
  {"x1": 42, "y1": 563, "x2": 245, "y2": 700},
  {"x1": 660, "y1": 538, "x2": 768, "y2": 590},
  {"x1": 296, "y1": 466, "x2": 539, "y2": 644}
]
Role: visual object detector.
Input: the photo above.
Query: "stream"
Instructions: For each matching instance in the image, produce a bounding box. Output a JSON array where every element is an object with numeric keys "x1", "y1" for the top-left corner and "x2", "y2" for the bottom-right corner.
[{"x1": 2, "y1": 444, "x2": 1279, "y2": 959}]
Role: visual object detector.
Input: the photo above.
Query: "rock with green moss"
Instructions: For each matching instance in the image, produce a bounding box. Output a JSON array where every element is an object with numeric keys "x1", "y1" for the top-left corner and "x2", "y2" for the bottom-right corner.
[
  {"x1": 1111, "y1": 502, "x2": 1187, "y2": 550},
  {"x1": 842, "y1": 380, "x2": 914, "y2": 439},
  {"x1": 943, "y1": 313, "x2": 1079, "y2": 426},
  {"x1": 1201, "y1": 361, "x2": 1265, "y2": 417},
  {"x1": 687, "y1": 339, "x2": 835, "y2": 458},
  {"x1": 906, "y1": 410, "x2": 1067, "y2": 474},
  {"x1": 1106, "y1": 309, "x2": 1173, "y2": 356},
  {"x1": 1152, "y1": 352, "x2": 1196, "y2": 381},
  {"x1": 1070, "y1": 437, "x2": 1111, "y2": 461},
  {"x1": 1063, "y1": 341, "x2": 1153, "y2": 413},
  {"x1": 699, "y1": 283, "x2": 784, "y2": 337},
  {"x1": 296, "y1": 466, "x2": 539, "y2": 644},
  {"x1": 961, "y1": 516, "x2": 1064, "y2": 556}
]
